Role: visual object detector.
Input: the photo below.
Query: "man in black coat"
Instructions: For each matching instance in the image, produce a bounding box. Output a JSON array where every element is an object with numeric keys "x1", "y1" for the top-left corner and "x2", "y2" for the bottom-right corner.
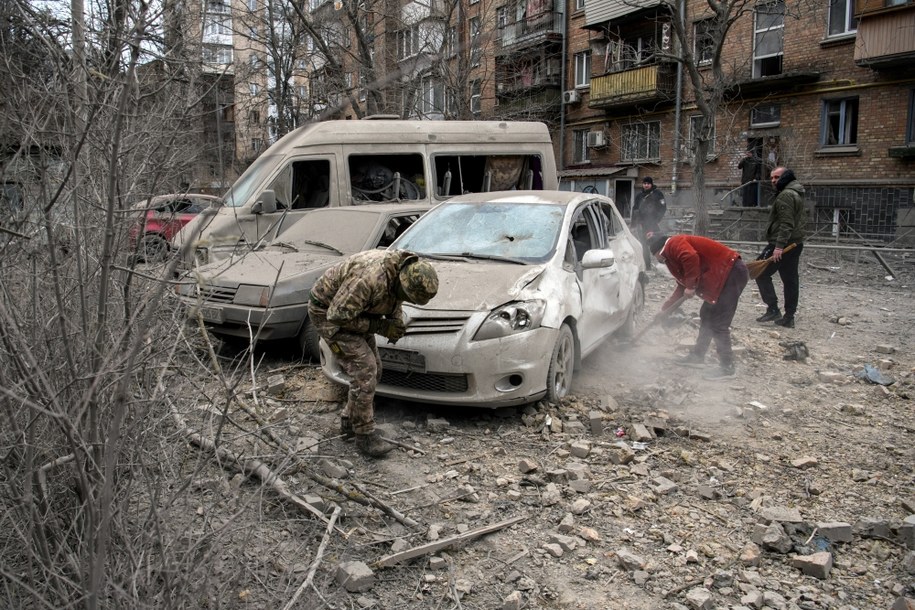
[{"x1": 632, "y1": 176, "x2": 667, "y2": 268}]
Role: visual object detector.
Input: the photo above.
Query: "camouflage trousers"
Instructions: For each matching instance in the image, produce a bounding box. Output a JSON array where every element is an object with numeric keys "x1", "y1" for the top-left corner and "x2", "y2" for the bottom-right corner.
[{"x1": 308, "y1": 306, "x2": 382, "y2": 436}]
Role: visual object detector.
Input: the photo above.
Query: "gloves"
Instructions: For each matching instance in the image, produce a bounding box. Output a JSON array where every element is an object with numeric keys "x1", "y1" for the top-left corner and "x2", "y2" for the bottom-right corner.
[{"x1": 369, "y1": 318, "x2": 406, "y2": 342}]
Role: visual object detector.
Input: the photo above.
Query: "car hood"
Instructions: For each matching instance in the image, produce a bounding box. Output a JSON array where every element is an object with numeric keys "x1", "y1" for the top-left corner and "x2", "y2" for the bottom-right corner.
[
  {"x1": 427, "y1": 260, "x2": 547, "y2": 310},
  {"x1": 196, "y1": 249, "x2": 343, "y2": 286}
]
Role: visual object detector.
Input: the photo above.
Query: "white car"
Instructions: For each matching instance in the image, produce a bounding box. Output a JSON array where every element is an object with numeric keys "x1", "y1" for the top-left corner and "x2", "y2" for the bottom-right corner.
[{"x1": 320, "y1": 190, "x2": 647, "y2": 407}]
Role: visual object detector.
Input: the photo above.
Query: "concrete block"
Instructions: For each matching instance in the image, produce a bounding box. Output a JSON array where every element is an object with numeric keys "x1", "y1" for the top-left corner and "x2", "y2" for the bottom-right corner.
[
  {"x1": 630, "y1": 423, "x2": 654, "y2": 442},
  {"x1": 891, "y1": 598, "x2": 915, "y2": 610},
  {"x1": 816, "y1": 521, "x2": 853, "y2": 543},
  {"x1": 588, "y1": 410, "x2": 603, "y2": 435},
  {"x1": 569, "y1": 440, "x2": 591, "y2": 458},
  {"x1": 336, "y1": 561, "x2": 376, "y2": 592},
  {"x1": 791, "y1": 551, "x2": 833, "y2": 579}
]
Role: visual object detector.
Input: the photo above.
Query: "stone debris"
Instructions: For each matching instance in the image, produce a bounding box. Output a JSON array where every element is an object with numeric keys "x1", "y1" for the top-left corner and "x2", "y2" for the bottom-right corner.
[
  {"x1": 816, "y1": 521, "x2": 853, "y2": 543},
  {"x1": 502, "y1": 590, "x2": 522, "y2": 610},
  {"x1": 615, "y1": 548, "x2": 645, "y2": 571},
  {"x1": 791, "y1": 551, "x2": 833, "y2": 579},
  {"x1": 790, "y1": 456, "x2": 818, "y2": 469},
  {"x1": 336, "y1": 561, "x2": 375, "y2": 592}
]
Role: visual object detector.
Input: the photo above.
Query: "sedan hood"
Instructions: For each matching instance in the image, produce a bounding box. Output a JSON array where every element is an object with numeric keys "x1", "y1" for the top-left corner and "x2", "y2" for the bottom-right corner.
[
  {"x1": 428, "y1": 260, "x2": 546, "y2": 310},
  {"x1": 196, "y1": 249, "x2": 342, "y2": 286}
]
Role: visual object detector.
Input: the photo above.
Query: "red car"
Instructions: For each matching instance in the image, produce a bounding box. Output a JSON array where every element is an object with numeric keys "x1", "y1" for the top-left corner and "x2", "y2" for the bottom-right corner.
[{"x1": 128, "y1": 193, "x2": 221, "y2": 262}]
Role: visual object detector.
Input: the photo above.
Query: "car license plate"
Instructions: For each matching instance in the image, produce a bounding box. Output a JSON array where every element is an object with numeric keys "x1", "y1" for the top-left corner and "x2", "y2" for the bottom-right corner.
[
  {"x1": 379, "y1": 347, "x2": 426, "y2": 373},
  {"x1": 194, "y1": 306, "x2": 224, "y2": 324}
]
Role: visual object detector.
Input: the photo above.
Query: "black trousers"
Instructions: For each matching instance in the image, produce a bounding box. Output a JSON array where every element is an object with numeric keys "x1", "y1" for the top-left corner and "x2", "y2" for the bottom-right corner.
[
  {"x1": 693, "y1": 259, "x2": 749, "y2": 367},
  {"x1": 755, "y1": 242, "x2": 803, "y2": 316}
]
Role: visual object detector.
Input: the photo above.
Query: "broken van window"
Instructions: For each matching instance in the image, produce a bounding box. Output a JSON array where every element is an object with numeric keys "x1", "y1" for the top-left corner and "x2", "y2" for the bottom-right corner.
[
  {"x1": 349, "y1": 154, "x2": 425, "y2": 201},
  {"x1": 433, "y1": 154, "x2": 545, "y2": 196},
  {"x1": 268, "y1": 159, "x2": 331, "y2": 209}
]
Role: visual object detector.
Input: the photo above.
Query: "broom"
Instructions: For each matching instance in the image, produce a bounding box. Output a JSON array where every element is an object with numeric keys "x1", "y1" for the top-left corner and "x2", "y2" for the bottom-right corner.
[
  {"x1": 626, "y1": 295, "x2": 688, "y2": 346},
  {"x1": 747, "y1": 243, "x2": 797, "y2": 280}
]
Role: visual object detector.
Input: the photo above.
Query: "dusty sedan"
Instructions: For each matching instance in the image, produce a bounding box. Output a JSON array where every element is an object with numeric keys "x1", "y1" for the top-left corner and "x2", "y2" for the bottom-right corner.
[
  {"x1": 174, "y1": 204, "x2": 427, "y2": 359},
  {"x1": 319, "y1": 190, "x2": 646, "y2": 407}
]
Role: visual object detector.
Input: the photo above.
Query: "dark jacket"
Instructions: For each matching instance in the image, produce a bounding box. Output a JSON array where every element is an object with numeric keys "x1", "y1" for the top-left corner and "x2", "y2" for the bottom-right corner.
[
  {"x1": 632, "y1": 187, "x2": 666, "y2": 232},
  {"x1": 659, "y1": 235, "x2": 741, "y2": 308},
  {"x1": 766, "y1": 179, "x2": 807, "y2": 248}
]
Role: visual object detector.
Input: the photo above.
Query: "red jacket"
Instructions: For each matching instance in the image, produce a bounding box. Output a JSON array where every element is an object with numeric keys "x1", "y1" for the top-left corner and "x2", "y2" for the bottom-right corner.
[{"x1": 659, "y1": 235, "x2": 740, "y2": 309}]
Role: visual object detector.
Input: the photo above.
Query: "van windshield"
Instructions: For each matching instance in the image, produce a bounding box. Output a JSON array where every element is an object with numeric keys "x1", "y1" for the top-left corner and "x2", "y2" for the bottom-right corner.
[{"x1": 222, "y1": 153, "x2": 281, "y2": 208}]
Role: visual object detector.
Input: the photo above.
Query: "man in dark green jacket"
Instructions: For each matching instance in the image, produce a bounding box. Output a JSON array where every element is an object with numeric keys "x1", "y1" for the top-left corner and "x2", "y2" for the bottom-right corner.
[{"x1": 755, "y1": 167, "x2": 806, "y2": 329}]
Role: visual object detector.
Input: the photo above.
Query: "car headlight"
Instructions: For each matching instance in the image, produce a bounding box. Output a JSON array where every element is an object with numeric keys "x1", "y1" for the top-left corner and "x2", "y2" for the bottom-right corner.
[
  {"x1": 473, "y1": 300, "x2": 546, "y2": 341},
  {"x1": 235, "y1": 284, "x2": 271, "y2": 307}
]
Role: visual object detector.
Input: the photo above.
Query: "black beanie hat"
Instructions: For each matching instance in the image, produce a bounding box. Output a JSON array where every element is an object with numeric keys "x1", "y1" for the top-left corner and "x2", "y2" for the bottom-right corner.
[
  {"x1": 648, "y1": 233, "x2": 668, "y2": 255},
  {"x1": 642, "y1": 176, "x2": 654, "y2": 185}
]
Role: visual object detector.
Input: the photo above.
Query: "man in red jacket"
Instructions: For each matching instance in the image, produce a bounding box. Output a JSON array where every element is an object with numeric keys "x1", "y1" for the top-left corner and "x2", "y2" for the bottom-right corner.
[{"x1": 647, "y1": 233, "x2": 749, "y2": 380}]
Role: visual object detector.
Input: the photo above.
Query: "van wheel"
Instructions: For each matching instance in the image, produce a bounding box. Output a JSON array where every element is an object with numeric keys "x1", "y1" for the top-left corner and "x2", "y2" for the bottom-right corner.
[
  {"x1": 546, "y1": 324, "x2": 575, "y2": 403},
  {"x1": 297, "y1": 317, "x2": 321, "y2": 362},
  {"x1": 140, "y1": 234, "x2": 168, "y2": 262}
]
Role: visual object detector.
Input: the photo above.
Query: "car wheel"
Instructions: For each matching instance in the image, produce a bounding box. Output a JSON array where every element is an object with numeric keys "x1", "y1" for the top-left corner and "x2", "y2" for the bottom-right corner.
[
  {"x1": 297, "y1": 316, "x2": 321, "y2": 362},
  {"x1": 617, "y1": 279, "x2": 646, "y2": 338},
  {"x1": 546, "y1": 324, "x2": 575, "y2": 403},
  {"x1": 140, "y1": 234, "x2": 168, "y2": 262}
]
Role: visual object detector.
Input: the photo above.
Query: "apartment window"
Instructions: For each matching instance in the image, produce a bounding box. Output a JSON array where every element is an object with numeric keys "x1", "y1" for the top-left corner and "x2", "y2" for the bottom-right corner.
[
  {"x1": 296, "y1": 85, "x2": 307, "y2": 98},
  {"x1": 249, "y1": 53, "x2": 260, "y2": 68},
  {"x1": 694, "y1": 19, "x2": 715, "y2": 65},
  {"x1": 821, "y1": 97, "x2": 859, "y2": 146},
  {"x1": 420, "y1": 77, "x2": 444, "y2": 114},
  {"x1": 688, "y1": 115, "x2": 716, "y2": 158},
  {"x1": 827, "y1": 0, "x2": 857, "y2": 37},
  {"x1": 247, "y1": 0, "x2": 257, "y2": 10},
  {"x1": 207, "y1": 0, "x2": 230, "y2": 13},
  {"x1": 573, "y1": 51, "x2": 591, "y2": 88},
  {"x1": 575, "y1": 0, "x2": 585, "y2": 9},
  {"x1": 445, "y1": 27, "x2": 457, "y2": 57},
  {"x1": 251, "y1": 110, "x2": 260, "y2": 123},
  {"x1": 621, "y1": 121, "x2": 661, "y2": 162},
  {"x1": 573, "y1": 129, "x2": 590, "y2": 164},
  {"x1": 750, "y1": 103, "x2": 781, "y2": 127},
  {"x1": 753, "y1": 0, "x2": 784, "y2": 78},
  {"x1": 470, "y1": 79, "x2": 481, "y2": 114},
  {"x1": 470, "y1": 17, "x2": 482, "y2": 67},
  {"x1": 496, "y1": 7, "x2": 506, "y2": 43},
  {"x1": 249, "y1": 83, "x2": 260, "y2": 96},
  {"x1": 252, "y1": 138, "x2": 263, "y2": 153},
  {"x1": 397, "y1": 25, "x2": 421, "y2": 59}
]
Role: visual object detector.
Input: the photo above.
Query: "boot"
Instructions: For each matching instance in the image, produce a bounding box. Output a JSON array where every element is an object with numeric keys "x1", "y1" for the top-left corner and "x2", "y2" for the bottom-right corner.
[
  {"x1": 703, "y1": 363, "x2": 736, "y2": 381},
  {"x1": 756, "y1": 307, "x2": 781, "y2": 323},
  {"x1": 340, "y1": 417, "x2": 354, "y2": 439},
  {"x1": 774, "y1": 315, "x2": 795, "y2": 328},
  {"x1": 355, "y1": 431, "x2": 394, "y2": 457},
  {"x1": 675, "y1": 352, "x2": 705, "y2": 369}
]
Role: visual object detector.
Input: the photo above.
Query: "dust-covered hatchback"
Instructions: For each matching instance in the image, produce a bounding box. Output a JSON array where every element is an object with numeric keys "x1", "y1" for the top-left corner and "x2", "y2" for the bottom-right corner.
[{"x1": 319, "y1": 190, "x2": 647, "y2": 407}]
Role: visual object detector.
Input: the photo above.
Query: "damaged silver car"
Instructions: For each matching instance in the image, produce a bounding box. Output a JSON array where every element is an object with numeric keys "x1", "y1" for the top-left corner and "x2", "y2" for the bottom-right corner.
[
  {"x1": 175, "y1": 204, "x2": 428, "y2": 359},
  {"x1": 319, "y1": 191, "x2": 647, "y2": 407}
]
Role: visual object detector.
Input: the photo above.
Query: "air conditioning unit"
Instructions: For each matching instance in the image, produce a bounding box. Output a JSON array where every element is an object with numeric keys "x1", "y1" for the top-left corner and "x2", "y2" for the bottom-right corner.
[
  {"x1": 587, "y1": 131, "x2": 607, "y2": 148},
  {"x1": 562, "y1": 89, "x2": 580, "y2": 104}
]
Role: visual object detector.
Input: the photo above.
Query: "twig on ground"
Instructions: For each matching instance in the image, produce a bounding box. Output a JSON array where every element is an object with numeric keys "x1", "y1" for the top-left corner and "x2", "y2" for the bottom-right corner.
[{"x1": 283, "y1": 505, "x2": 341, "y2": 610}]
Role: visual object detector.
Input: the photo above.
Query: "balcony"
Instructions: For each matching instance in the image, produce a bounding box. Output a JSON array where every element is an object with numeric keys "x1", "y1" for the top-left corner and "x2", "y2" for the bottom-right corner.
[
  {"x1": 854, "y1": 4, "x2": 915, "y2": 69},
  {"x1": 497, "y1": 10, "x2": 563, "y2": 54},
  {"x1": 496, "y1": 73, "x2": 562, "y2": 97},
  {"x1": 588, "y1": 63, "x2": 675, "y2": 110}
]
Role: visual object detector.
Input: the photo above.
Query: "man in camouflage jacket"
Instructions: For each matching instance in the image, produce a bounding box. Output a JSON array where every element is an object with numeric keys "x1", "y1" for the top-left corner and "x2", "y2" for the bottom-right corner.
[{"x1": 308, "y1": 249, "x2": 438, "y2": 457}]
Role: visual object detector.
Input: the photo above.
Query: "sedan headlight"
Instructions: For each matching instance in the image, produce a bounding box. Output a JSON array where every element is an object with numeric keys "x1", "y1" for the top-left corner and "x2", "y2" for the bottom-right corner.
[
  {"x1": 235, "y1": 284, "x2": 272, "y2": 307},
  {"x1": 473, "y1": 299, "x2": 546, "y2": 341}
]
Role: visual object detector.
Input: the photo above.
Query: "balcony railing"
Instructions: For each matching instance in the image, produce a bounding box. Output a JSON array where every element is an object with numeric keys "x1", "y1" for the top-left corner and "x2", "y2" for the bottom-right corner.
[
  {"x1": 496, "y1": 74, "x2": 562, "y2": 96},
  {"x1": 497, "y1": 10, "x2": 563, "y2": 51},
  {"x1": 588, "y1": 64, "x2": 675, "y2": 109}
]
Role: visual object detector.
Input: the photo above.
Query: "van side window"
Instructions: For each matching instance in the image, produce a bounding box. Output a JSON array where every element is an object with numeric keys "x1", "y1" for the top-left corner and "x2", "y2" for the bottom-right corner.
[
  {"x1": 269, "y1": 159, "x2": 331, "y2": 210},
  {"x1": 433, "y1": 154, "x2": 545, "y2": 197},
  {"x1": 349, "y1": 154, "x2": 425, "y2": 201}
]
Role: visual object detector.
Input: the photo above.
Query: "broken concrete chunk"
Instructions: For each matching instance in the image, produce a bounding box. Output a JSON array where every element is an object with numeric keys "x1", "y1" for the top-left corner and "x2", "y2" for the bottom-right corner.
[
  {"x1": 652, "y1": 476, "x2": 679, "y2": 495},
  {"x1": 817, "y1": 371, "x2": 847, "y2": 384},
  {"x1": 518, "y1": 458, "x2": 539, "y2": 474},
  {"x1": 890, "y1": 597, "x2": 915, "y2": 610},
  {"x1": 542, "y1": 543, "x2": 563, "y2": 557},
  {"x1": 816, "y1": 522, "x2": 853, "y2": 543},
  {"x1": 588, "y1": 410, "x2": 604, "y2": 436},
  {"x1": 549, "y1": 532, "x2": 578, "y2": 552},
  {"x1": 426, "y1": 417, "x2": 450, "y2": 432},
  {"x1": 569, "y1": 440, "x2": 591, "y2": 458},
  {"x1": 336, "y1": 561, "x2": 376, "y2": 592},
  {"x1": 570, "y1": 498, "x2": 591, "y2": 515},
  {"x1": 854, "y1": 517, "x2": 892, "y2": 539},
  {"x1": 875, "y1": 344, "x2": 897, "y2": 354},
  {"x1": 790, "y1": 456, "x2": 818, "y2": 469},
  {"x1": 758, "y1": 505, "x2": 803, "y2": 524},
  {"x1": 607, "y1": 443, "x2": 636, "y2": 465},
  {"x1": 739, "y1": 542, "x2": 761, "y2": 567},
  {"x1": 685, "y1": 586, "x2": 713, "y2": 610},
  {"x1": 791, "y1": 551, "x2": 833, "y2": 579},
  {"x1": 629, "y1": 423, "x2": 653, "y2": 442},
  {"x1": 615, "y1": 548, "x2": 645, "y2": 571},
  {"x1": 502, "y1": 591, "x2": 523, "y2": 610},
  {"x1": 759, "y1": 522, "x2": 793, "y2": 554}
]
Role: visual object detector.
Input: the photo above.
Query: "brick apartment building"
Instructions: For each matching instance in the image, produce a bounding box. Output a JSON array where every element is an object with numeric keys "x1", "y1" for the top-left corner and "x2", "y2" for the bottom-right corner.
[{"x1": 191, "y1": 0, "x2": 915, "y2": 241}]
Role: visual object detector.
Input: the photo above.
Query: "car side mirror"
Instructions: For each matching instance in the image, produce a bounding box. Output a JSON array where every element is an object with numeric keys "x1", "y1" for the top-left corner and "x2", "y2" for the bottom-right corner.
[
  {"x1": 581, "y1": 249, "x2": 615, "y2": 269},
  {"x1": 252, "y1": 190, "x2": 277, "y2": 214}
]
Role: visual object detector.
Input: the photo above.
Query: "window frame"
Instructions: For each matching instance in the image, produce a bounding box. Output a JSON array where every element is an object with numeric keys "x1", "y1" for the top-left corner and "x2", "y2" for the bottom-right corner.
[
  {"x1": 573, "y1": 129, "x2": 590, "y2": 164},
  {"x1": 470, "y1": 17, "x2": 482, "y2": 67},
  {"x1": 750, "y1": 103, "x2": 782, "y2": 128},
  {"x1": 621, "y1": 121, "x2": 661, "y2": 163},
  {"x1": 820, "y1": 97, "x2": 859, "y2": 147},
  {"x1": 752, "y1": 0, "x2": 785, "y2": 78},
  {"x1": 470, "y1": 79, "x2": 481, "y2": 115},
  {"x1": 827, "y1": 0, "x2": 857, "y2": 37},
  {"x1": 687, "y1": 114, "x2": 717, "y2": 159},
  {"x1": 573, "y1": 51, "x2": 591, "y2": 88},
  {"x1": 693, "y1": 18, "x2": 715, "y2": 65}
]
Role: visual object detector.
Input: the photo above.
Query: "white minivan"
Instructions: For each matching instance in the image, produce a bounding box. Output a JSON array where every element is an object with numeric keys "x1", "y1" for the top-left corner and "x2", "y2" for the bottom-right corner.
[{"x1": 174, "y1": 119, "x2": 558, "y2": 267}]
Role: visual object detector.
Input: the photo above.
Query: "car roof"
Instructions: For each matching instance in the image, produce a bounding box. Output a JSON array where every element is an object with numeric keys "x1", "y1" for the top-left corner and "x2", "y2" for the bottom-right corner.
[
  {"x1": 301, "y1": 203, "x2": 433, "y2": 215},
  {"x1": 439, "y1": 190, "x2": 604, "y2": 207}
]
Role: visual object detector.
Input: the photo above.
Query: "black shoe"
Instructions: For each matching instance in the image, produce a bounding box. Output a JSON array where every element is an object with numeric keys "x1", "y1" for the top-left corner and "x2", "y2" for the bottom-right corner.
[
  {"x1": 756, "y1": 307, "x2": 781, "y2": 323},
  {"x1": 340, "y1": 417, "x2": 354, "y2": 439},
  {"x1": 774, "y1": 315, "x2": 795, "y2": 328},
  {"x1": 675, "y1": 353, "x2": 706, "y2": 369},
  {"x1": 703, "y1": 364, "x2": 736, "y2": 381}
]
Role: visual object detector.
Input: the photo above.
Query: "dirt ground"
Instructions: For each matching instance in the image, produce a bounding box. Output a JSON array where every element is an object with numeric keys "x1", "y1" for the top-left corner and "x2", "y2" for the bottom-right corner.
[{"x1": 172, "y1": 247, "x2": 915, "y2": 610}]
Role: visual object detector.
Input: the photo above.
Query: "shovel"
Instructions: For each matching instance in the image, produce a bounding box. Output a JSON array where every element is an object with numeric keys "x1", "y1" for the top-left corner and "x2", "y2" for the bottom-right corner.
[{"x1": 624, "y1": 295, "x2": 688, "y2": 347}]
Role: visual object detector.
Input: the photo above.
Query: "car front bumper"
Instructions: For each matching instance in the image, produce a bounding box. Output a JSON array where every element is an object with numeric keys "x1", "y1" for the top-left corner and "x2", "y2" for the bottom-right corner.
[{"x1": 181, "y1": 298, "x2": 307, "y2": 341}]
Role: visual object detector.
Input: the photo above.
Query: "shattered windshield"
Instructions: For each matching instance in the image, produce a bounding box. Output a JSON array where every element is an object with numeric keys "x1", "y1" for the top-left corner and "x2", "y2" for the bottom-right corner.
[
  {"x1": 221, "y1": 154, "x2": 281, "y2": 208},
  {"x1": 393, "y1": 201, "x2": 565, "y2": 263}
]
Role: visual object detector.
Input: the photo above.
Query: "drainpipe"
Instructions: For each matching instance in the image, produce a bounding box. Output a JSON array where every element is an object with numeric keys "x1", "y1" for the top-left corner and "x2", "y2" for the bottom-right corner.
[
  {"x1": 670, "y1": 0, "x2": 685, "y2": 195},
  {"x1": 558, "y1": 0, "x2": 568, "y2": 173}
]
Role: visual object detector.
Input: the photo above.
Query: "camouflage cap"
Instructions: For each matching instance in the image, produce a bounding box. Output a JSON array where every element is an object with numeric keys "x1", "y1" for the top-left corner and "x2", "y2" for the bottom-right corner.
[{"x1": 398, "y1": 260, "x2": 438, "y2": 305}]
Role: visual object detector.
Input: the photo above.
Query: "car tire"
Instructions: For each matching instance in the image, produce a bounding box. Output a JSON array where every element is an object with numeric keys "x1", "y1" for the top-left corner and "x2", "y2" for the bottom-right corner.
[
  {"x1": 546, "y1": 324, "x2": 575, "y2": 403},
  {"x1": 297, "y1": 317, "x2": 321, "y2": 362},
  {"x1": 617, "y1": 279, "x2": 646, "y2": 338},
  {"x1": 140, "y1": 233, "x2": 168, "y2": 262}
]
